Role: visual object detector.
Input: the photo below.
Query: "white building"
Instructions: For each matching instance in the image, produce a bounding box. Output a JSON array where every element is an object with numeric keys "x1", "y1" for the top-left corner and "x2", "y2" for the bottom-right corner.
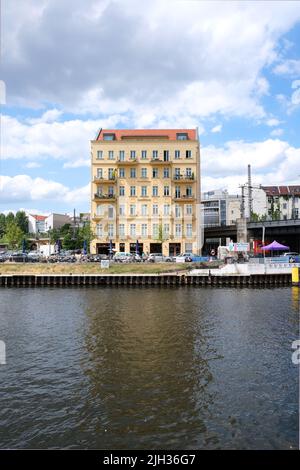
[
  {"x1": 202, "y1": 189, "x2": 242, "y2": 227},
  {"x1": 28, "y1": 213, "x2": 72, "y2": 234},
  {"x1": 262, "y1": 185, "x2": 300, "y2": 220}
]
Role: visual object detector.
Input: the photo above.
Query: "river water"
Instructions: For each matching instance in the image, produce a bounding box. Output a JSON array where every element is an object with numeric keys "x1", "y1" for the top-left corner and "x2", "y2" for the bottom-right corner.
[{"x1": 0, "y1": 287, "x2": 298, "y2": 449}]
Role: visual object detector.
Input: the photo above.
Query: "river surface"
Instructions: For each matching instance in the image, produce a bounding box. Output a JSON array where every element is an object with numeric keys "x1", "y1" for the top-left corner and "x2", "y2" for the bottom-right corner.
[{"x1": 0, "y1": 287, "x2": 298, "y2": 449}]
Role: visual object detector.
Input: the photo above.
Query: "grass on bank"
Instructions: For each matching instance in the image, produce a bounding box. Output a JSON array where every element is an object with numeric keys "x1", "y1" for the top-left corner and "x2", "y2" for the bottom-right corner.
[{"x1": 0, "y1": 262, "x2": 192, "y2": 275}]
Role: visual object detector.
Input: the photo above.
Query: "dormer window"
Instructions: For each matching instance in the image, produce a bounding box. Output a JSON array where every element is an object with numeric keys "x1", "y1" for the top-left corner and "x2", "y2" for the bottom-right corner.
[
  {"x1": 177, "y1": 133, "x2": 188, "y2": 140},
  {"x1": 103, "y1": 133, "x2": 116, "y2": 141}
]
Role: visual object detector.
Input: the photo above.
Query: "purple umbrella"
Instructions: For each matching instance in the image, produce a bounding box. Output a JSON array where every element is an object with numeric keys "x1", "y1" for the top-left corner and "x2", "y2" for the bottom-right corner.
[{"x1": 261, "y1": 240, "x2": 290, "y2": 251}]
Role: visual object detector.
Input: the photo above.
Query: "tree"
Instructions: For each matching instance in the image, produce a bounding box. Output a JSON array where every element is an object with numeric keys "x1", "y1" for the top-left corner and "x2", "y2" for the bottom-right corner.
[
  {"x1": 77, "y1": 222, "x2": 94, "y2": 253},
  {"x1": 6, "y1": 212, "x2": 15, "y2": 226},
  {"x1": 0, "y1": 213, "x2": 6, "y2": 239},
  {"x1": 15, "y1": 211, "x2": 29, "y2": 233},
  {"x1": 5, "y1": 221, "x2": 25, "y2": 250}
]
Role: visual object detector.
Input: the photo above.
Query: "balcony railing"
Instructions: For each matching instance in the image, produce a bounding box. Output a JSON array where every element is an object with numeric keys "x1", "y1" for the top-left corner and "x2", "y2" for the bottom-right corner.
[
  {"x1": 94, "y1": 193, "x2": 116, "y2": 200},
  {"x1": 93, "y1": 176, "x2": 116, "y2": 183},
  {"x1": 173, "y1": 174, "x2": 195, "y2": 181},
  {"x1": 173, "y1": 194, "x2": 195, "y2": 201}
]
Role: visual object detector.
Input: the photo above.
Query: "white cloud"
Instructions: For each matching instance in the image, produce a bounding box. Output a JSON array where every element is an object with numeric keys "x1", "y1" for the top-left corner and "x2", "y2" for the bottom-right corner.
[
  {"x1": 1, "y1": 114, "x2": 124, "y2": 166},
  {"x1": 25, "y1": 162, "x2": 42, "y2": 168},
  {"x1": 270, "y1": 128, "x2": 284, "y2": 137},
  {"x1": 266, "y1": 118, "x2": 281, "y2": 127},
  {"x1": 201, "y1": 138, "x2": 300, "y2": 193},
  {"x1": 273, "y1": 59, "x2": 300, "y2": 77},
  {"x1": 211, "y1": 124, "x2": 222, "y2": 133},
  {"x1": 0, "y1": 174, "x2": 90, "y2": 205},
  {"x1": 3, "y1": 0, "x2": 300, "y2": 125}
]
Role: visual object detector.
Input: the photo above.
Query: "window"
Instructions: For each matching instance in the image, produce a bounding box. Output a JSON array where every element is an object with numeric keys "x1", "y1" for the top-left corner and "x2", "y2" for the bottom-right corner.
[
  {"x1": 119, "y1": 204, "x2": 125, "y2": 216},
  {"x1": 174, "y1": 168, "x2": 180, "y2": 179},
  {"x1": 175, "y1": 150, "x2": 180, "y2": 159},
  {"x1": 152, "y1": 204, "x2": 158, "y2": 215},
  {"x1": 119, "y1": 224, "x2": 125, "y2": 237},
  {"x1": 282, "y1": 203, "x2": 287, "y2": 209},
  {"x1": 186, "y1": 150, "x2": 192, "y2": 159},
  {"x1": 96, "y1": 187, "x2": 103, "y2": 196},
  {"x1": 177, "y1": 133, "x2": 188, "y2": 140},
  {"x1": 108, "y1": 224, "x2": 114, "y2": 237},
  {"x1": 141, "y1": 224, "x2": 148, "y2": 237},
  {"x1": 186, "y1": 186, "x2": 192, "y2": 197},
  {"x1": 152, "y1": 150, "x2": 158, "y2": 159},
  {"x1": 175, "y1": 224, "x2": 182, "y2": 237},
  {"x1": 163, "y1": 223, "x2": 169, "y2": 237},
  {"x1": 108, "y1": 150, "x2": 114, "y2": 160},
  {"x1": 130, "y1": 168, "x2": 136, "y2": 178},
  {"x1": 103, "y1": 133, "x2": 115, "y2": 141},
  {"x1": 175, "y1": 186, "x2": 181, "y2": 198},
  {"x1": 97, "y1": 168, "x2": 103, "y2": 178},
  {"x1": 186, "y1": 204, "x2": 192, "y2": 216},
  {"x1": 119, "y1": 150, "x2": 125, "y2": 161},
  {"x1": 175, "y1": 205, "x2": 181, "y2": 218},
  {"x1": 163, "y1": 150, "x2": 169, "y2": 161},
  {"x1": 119, "y1": 186, "x2": 125, "y2": 196},
  {"x1": 130, "y1": 186, "x2": 136, "y2": 197},
  {"x1": 108, "y1": 168, "x2": 114, "y2": 179},
  {"x1": 141, "y1": 168, "x2": 147, "y2": 178},
  {"x1": 152, "y1": 223, "x2": 159, "y2": 238},
  {"x1": 96, "y1": 224, "x2": 103, "y2": 237},
  {"x1": 108, "y1": 206, "x2": 114, "y2": 219},
  {"x1": 163, "y1": 167, "x2": 169, "y2": 178},
  {"x1": 119, "y1": 168, "x2": 125, "y2": 178},
  {"x1": 141, "y1": 204, "x2": 148, "y2": 216},
  {"x1": 164, "y1": 204, "x2": 170, "y2": 216},
  {"x1": 130, "y1": 150, "x2": 136, "y2": 159},
  {"x1": 186, "y1": 224, "x2": 192, "y2": 237},
  {"x1": 96, "y1": 205, "x2": 104, "y2": 216},
  {"x1": 185, "y1": 243, "x2": 193, "y2": 252},
  {"x1": 108, "y1": 186, "x2": 114, "y2": 196},
  {"x1": 141, "y1": 186, "x2": 147, "y2": 197},
  {"x1": 164, "y1": 186, "x2": 170, "y2": 196},
  {"x1": 130, "y1": 224, "x2": 136, "y2": 237},
  {"x1": 96, "y1": 150, "x2": 103, "y2": 160},
  {"x1": 152, "y1": 168, "x2": 158, "y2": 178},
  {"x1": 130, "y1": 204, "x2": 136, "y2": 216},
  {"x1": 141, "y1": 150, "x2": 147, "y2": 159},
  {"x1": 186, "y1": 168, "x2": 192, "y2": 177},
  {"x1": 152, "y1": 186, "x2": 158, "y2": 197}
]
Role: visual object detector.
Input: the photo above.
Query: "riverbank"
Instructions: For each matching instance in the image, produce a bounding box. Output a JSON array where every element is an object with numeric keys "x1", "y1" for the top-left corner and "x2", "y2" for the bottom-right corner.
[{"x1": 0, "y1": 262, "x2": 190, "y2": 275}]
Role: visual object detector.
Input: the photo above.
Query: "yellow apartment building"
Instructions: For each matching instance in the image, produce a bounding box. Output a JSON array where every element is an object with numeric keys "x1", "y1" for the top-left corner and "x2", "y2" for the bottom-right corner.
[{"x1": 90, "y1": 129, "x2": 202, "y2": 256}]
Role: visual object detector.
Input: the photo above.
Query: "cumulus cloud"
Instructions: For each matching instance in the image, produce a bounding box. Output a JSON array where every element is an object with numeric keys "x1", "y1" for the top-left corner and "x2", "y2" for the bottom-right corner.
[
  {"x1": 3, "y1": 0, "x2": 300, "y2": 126},
  {"x1": 211, "y1": 124, "x2": 222, "y2": 133},
  {"x1": 1, "y1": 114, "x2": 124, "y2": 166},
  {"x1": 273, "y1": 59, "x2": 300, "y2": 77},
  {"x1": 201, "y1": 138, "x2": 300, "y2": 192},
  {"x1": 0, "y1": 174, "x2": 90, "y2": 204}
]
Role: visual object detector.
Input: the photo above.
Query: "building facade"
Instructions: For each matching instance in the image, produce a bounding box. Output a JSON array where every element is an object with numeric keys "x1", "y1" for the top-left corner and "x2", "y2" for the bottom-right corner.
[
  {"x1": 28, "y1": 213, "x2": 72, "y2": 234},
  {"x1": 262, "y1": 185, "x2": 300, "y2": 220},
  {"x1": 90, "y1": 129, "x2": 201, "y2": 256},
  {"x1": 202, "y1": 189, "x2": 242, "y2": 227}
]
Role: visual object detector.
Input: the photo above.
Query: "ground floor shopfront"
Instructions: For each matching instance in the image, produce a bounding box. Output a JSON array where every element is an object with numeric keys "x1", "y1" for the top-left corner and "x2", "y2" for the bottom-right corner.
[{"x1": 91, "y1": 239, "x2": 198, "y2": 256}]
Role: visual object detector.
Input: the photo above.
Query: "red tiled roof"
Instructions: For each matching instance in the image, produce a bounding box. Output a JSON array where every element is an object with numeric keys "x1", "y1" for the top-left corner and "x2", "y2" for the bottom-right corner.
[
  {"x1": 96, "y1": 129, "x2": 197, "y2": 141},
  {"x1": 262, "y1": 185, "x2": 300, "y2": 196},
  {"x1": 30, "y1": 214, "x2": 47, "y2": 221}
]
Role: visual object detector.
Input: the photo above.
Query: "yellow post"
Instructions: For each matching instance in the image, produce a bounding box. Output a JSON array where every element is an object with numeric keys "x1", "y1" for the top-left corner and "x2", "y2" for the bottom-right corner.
[{"x1": 292, "y1": 267, "x2": 300, "y2": 286}]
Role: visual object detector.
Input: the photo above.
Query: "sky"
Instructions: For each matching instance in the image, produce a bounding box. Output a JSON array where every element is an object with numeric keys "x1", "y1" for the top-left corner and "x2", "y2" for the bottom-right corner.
[{"x1": 1, "y1": 0, "x2": 300, "y2": 215}]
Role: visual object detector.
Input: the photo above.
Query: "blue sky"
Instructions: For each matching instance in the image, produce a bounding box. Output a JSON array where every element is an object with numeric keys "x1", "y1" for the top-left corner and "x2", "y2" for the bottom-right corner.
[{"x1": 1, "y1": 0, "x2": 300, "y2": 215}]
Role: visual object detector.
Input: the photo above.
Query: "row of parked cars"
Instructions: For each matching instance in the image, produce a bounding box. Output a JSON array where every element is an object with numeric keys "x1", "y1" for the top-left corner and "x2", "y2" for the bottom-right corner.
[{"x1": 0, "y1": 249, "x2": 208, "y2": 264}]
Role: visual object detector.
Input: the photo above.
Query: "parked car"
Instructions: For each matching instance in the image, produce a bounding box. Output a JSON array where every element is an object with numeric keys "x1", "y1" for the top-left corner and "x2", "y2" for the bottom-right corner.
[
  {"x1": 175, "y1": 253, "x2": 193, "y2": 262},
  {"x1": 147, "y1": 253, "x2": 173, "y2": 262},
  {"x1": 113, "y1": 252, "x2": 133, "y2": 263}
]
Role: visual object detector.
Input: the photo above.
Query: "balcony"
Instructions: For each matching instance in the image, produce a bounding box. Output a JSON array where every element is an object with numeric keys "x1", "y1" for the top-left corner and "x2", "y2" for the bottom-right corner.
[
  {"x1": 116, "y1": 158, "x2": 138, "y2": 165},
  {"x1": 93, "y1": 176, "x2": 116, "y2": 183},
  {"x1": 173, "y1": 174, "x2": 195, "y2": 183},
  {"x1": 173, "y1": 195, "x2": 195, "y2": 202},
  {"x1": 149, "y1": 158, "x2": 171, "y2": 165},
  {"x1": 94, "y1": 193, "x2": 116, "y2": 202}
]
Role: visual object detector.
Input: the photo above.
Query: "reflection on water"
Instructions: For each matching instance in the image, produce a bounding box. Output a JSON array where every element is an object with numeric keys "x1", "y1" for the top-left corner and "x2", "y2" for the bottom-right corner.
[{"x1": 0, "y1": 287, "x2": 298, "y2": 449}]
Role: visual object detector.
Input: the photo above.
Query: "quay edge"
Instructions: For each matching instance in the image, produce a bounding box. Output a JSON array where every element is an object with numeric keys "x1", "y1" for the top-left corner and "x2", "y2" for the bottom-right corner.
[{"x1": 0, "y1": 272, "x2": 292, "y2": 288}]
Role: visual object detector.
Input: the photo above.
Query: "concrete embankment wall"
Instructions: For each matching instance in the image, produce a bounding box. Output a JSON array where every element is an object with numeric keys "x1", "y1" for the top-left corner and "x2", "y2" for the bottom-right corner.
[{"x1": 0, "y1": 273, "x2": 292, "y2": 287}]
